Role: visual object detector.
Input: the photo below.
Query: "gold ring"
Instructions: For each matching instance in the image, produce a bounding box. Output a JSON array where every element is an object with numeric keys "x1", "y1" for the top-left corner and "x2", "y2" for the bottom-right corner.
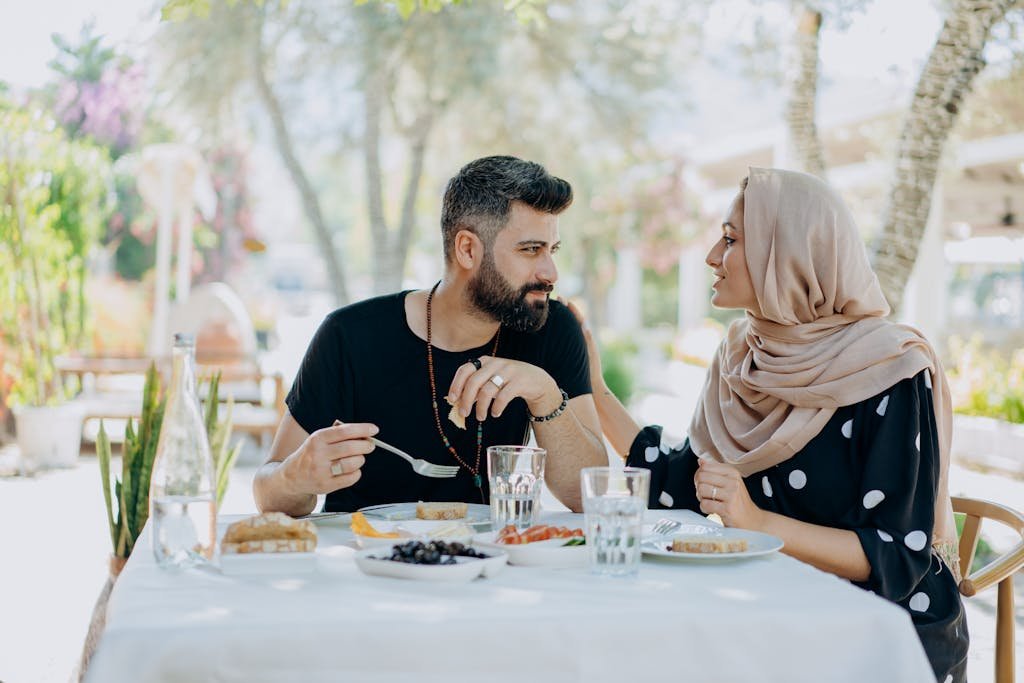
[
  {"x1": 490, "y1": 374, "x2": 505, "y2": 388},
  {"x1": 331, "y1": 461, "x2": 344, "y2": 476}
]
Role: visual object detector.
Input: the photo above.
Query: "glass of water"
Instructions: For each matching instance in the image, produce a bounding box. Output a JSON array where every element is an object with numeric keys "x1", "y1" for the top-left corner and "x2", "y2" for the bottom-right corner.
[
  {"x1": 581, "y1": 467, "x2": 650, "y2": 577},
  {"x1": 487, "y1": 445, "x2": 546, "y2": 530}
]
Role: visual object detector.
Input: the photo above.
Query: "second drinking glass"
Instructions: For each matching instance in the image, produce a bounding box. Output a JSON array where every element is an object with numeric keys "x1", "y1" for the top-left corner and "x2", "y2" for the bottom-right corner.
[{"x1": 487, "y1": 445, "x2": 546, "y2": 530}]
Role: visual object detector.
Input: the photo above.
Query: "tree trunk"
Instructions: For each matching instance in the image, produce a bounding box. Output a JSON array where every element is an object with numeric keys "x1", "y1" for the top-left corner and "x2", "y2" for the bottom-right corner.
[
  {"x1": 871, "y1": 0, "x2": 1018, "y2": 312},
  {"x1": 784, "y1": 2, "x2": 826, "y2": 179},
  {"x1": 250, "y1": 11, "x2": 350, "y2": 307},
  {"x1": 363, "y1": 63, "x2": 392, "y2": 295}
]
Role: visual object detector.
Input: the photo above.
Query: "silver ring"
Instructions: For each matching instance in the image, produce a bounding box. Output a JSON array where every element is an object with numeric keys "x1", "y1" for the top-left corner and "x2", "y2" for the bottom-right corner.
[
  {"x1": 711, "y1": 486, "x2": 718, "y2": 502},
  {"x1": 490, "y1": 374, "x2": 505, "y2": 388},
  {"x1": 331, "y1": 461, "x2": 344, "y2": 476}
]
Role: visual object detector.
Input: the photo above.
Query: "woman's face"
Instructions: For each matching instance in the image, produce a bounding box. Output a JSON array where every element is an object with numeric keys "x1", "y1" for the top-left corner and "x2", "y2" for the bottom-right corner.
[{"x1": 705, "y1": 192, "x2": 758, "y2": 312}]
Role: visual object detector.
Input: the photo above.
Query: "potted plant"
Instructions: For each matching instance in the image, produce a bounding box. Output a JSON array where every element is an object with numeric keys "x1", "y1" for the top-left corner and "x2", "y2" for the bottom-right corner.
[
  {"x1": 0, "y1": 98, "x2": 112, "y2": 469},
  {"x1": 79, "y1": 365, "x2": 241, "y2": 677}
]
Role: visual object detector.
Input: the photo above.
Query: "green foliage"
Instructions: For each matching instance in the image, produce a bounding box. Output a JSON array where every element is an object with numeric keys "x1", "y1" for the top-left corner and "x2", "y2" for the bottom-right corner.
[
  {"x1": 97, "y1": 364, "x2": 165, "y2": 559},
  {"x1": 161, "y1": 0, "x2": 278, "y2": 22},
  {"x1": 0, "y1": 99, "x2": 112, "y2": 407},
  {"x1": 948, "y1": 335, "x2": 1024, "y2": 424},
  {"x1": 97, "y1": 366, "x2": 242, "y2": 558},
  {"x1": 355, "y1": 0, "x2": 547, "y2": 25},
  {"x1": 600, "y1": 337, "x2": 638, "y2": 406}
]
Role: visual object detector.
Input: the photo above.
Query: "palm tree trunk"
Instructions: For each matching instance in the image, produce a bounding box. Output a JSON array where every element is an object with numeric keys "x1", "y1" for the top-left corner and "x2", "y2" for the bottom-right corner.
[
  {"x1": 250, "y1": 10, "x2": 350, "y2": 307},
  {"x1": 871, "y1": 0, "x2": 1018, "y2": 312},
  {"x1": 363, "y1": 63, "x2": 392, "y2": 295},
  {"x1": 784, "y1": 2, "x2": 826, "y2": 178}
]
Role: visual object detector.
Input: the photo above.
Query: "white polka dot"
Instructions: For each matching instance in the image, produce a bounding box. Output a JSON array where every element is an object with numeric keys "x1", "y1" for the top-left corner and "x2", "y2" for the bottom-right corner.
[
  {"x1": 658, "y1": 491, "x2": 674, "y2": 507},
  {"x1": 877, "y1": 529, "x2": 893, "y2": 542},
  {"x1": 904, "y1": 530, "x2": 928, "y2": 551},
  {"x1": 943, "y1": 674, "x2": 952, "y2": 683},
  {"x1": 924, "y1": 372, "x2": 932, "y2": 390},
  {"x1": 876, "y1": 395, "x2": 889, "y2": 416},
  {"x1": 908, "y1": 592, "x2": 931, "y2": 612},
  {"x1": 788, "y1": 470, "x2": 807, "y2": 489},
  {"x1": 762, "y1": 476, "x2": 773, "y2": 497},
  {"x1": 863, "y1": 490, "x2": 885, "y2": 509},
  {"x1": 841, "y1": 419, "x2": 853, "y2": 439},
  {"x1": 660, "y1": 442, "x2": 671, "y2": 454},
  {"x1": 915, "y1": 433, "x2": 920, "y2": 451},
  {"x1": 644, "y1": 446, "x2": 660, "y2": 463}
]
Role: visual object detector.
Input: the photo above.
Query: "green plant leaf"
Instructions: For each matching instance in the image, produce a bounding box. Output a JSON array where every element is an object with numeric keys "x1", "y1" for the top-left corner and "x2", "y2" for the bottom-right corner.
[{"x1": 97, "y1": 420, "x2": 117, "y2": 552}]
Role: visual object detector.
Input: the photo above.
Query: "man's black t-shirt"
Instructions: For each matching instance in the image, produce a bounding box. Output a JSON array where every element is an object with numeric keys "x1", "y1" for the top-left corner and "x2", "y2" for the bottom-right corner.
[{"x1": 285, "y1": 291, "x2": 591, "y2": 511}]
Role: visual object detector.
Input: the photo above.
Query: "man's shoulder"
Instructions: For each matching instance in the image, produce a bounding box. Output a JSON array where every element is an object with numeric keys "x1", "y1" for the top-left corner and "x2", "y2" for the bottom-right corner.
[
  {"x1": 322, "y1": 291, "x2": 408, "y2": 330},
  {"x1": 542, "y1": 298, "x2": 582, "y2": 335}
]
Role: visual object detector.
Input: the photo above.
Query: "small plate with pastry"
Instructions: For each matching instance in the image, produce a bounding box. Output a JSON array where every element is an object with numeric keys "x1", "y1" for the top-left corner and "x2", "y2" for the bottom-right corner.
[
  {"x1": 349, "y1": 511, "x2": 476, "y2": 549},
  {"x1": 641, "y1": 528, "x2": 783, "y2": 561},
  {"x1": 357, "y1": 501, "x2": 492, "y2": 528},
  {"x1": 219, "y1": 512, "x2": 318, "y2": 575}
]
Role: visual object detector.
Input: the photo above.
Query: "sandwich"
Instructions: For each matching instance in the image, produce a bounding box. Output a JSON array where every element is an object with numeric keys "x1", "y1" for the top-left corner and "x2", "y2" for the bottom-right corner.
[{"x1": 221, "y1": 512, "x2": 317, "y2": 554}]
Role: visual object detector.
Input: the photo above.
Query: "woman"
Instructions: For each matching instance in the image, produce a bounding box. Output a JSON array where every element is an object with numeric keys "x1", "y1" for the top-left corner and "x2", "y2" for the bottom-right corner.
[{"x1": 573, "y1": 167, "x2": 968, "y2": 682}]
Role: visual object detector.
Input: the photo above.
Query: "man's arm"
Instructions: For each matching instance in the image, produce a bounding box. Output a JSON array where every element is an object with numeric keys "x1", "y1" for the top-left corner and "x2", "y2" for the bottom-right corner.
[
  {"x1": 530, "y1": 392, "x2": 606, "y2": 511},
  {"x1": 253, "y1": 410, "x2": 377, "y2": 517}
]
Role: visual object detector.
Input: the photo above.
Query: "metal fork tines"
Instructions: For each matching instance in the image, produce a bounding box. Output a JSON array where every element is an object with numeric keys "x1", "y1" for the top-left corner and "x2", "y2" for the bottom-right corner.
[
  {"x1": 371, "y1": 437, "x2": 460, "y2": 478},
  {"x1": 651, "y1": 518, "x2": 682, "y2": 535}
]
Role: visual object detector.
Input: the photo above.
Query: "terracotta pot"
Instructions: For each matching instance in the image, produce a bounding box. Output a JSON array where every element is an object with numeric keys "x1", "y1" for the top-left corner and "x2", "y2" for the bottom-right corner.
[{"x1": 76, "y1": 554, "x2": 128, "y2": 682}]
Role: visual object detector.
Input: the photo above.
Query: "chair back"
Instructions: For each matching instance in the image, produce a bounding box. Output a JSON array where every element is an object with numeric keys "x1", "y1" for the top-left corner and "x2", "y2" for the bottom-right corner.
[{"x1": 952, "y1": 496, "x2": 1024, "y2": 683}]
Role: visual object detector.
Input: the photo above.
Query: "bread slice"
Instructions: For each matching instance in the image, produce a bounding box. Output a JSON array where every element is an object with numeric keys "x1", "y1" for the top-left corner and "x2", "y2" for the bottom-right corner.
[
  {"x1": 447, "y1": 402, "x2": 466, "y2": 430},
  {"x1": 222, "y1": 512, "x2": 317, "y2": 551},
  {"x1": 416, "y1": 501, "x2": 468, "y2": 520},
  {"x1": 670, "y1": 535, "x2": 748, "y2": 554},
  {"x1": 222, "y1": 538, "x2": 317, "y2": 554}
]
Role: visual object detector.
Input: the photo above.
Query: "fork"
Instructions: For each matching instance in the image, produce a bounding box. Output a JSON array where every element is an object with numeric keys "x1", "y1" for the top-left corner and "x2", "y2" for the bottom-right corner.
[
  {"x1": 370, "y1": 437, "x2": 461, "y2": 479},
  {"x1": 651, "y1": 518, "x2": 682, "y2": 535},
  {"x1": 331, "y1": 420, "x2": 460, "y2": 478}
]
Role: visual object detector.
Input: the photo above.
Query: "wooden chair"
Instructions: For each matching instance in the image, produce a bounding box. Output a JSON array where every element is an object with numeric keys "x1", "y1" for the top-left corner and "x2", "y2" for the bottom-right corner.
[{"x1": 953, "y1": 496, "x2": 1024, "y2": 683}]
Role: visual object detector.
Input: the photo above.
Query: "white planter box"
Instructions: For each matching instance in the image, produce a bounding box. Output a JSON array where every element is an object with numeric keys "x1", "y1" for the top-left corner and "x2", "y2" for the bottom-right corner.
[
  {"x1": 951, "y1": 414, "x2": 1024, "y2": 476},
  {"x1": 13, "y1": 403, "x2": 85, "y2": 471}
]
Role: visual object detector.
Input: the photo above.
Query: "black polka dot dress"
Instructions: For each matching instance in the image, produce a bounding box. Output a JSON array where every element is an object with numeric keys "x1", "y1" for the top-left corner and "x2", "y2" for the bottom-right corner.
[{"x1": 627, "y1": 371, "x2": 968, "y2": 683}]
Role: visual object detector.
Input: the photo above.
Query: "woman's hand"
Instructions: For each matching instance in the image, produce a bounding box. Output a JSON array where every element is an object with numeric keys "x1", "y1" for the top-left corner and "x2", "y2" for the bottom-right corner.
[
  {"x1": 693, "y1": 458, "x2": 765, "y2": 530},
  {"x1": 566, "y1": 299, "x2": 606, "y2": 393}
]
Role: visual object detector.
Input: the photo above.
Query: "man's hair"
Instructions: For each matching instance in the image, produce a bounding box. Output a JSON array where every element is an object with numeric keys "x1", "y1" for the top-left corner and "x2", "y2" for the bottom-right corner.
[{"x1": 441, "y1": 156, "x2": 573, "y2": 262}]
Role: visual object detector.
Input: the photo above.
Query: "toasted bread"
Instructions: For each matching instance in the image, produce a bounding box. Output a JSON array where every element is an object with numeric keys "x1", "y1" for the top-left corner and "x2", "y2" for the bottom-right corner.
[
  {"x1": 670, "y1": 535, "x2": 747, "y2": 554},
  {"x1": 221, "y1": 512, "x2": 317, "y2": 553},
  {"x1": 415, "y1": 501, "x2": 468, "y2": 520}
]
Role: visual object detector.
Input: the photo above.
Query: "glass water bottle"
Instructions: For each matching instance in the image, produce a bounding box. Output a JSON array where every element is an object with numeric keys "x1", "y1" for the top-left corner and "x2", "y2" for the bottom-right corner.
[{"x1": 150, "y1": 333, "x2": 217, "y2": 570}]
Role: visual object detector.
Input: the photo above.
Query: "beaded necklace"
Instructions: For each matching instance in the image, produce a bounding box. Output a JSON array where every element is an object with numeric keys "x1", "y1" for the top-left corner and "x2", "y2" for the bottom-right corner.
[{"x1": 426, "y1": 281, "x2": 500, "y2": 499}]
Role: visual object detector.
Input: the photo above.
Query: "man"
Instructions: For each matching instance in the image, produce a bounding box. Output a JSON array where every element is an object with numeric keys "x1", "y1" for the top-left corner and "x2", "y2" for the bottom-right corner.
[{"x1": 254, "y1": 156, "x2": 606, "y2": 516}]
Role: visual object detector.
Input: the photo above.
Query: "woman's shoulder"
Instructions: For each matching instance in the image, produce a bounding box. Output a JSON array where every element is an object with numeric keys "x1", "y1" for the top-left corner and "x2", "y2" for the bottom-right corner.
[{"x1": 846, "y1": 370, "x2": 932, "y2": 414}]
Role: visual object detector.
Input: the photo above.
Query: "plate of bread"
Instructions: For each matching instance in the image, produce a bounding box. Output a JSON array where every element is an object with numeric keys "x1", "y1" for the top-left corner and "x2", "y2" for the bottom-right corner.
[
  {"x1": 642, "y1": 527, "x2": 783, "y2": 561},
  {"x1": 219, "y1": 512, "x2": 318, "y2": 575},
  {"x1": 358, "y1": 501, "x2": 492, "y2": 528}
]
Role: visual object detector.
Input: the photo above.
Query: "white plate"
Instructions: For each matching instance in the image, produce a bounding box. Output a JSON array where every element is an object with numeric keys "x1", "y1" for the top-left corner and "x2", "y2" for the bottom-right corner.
[
  {"x1": 220, "y1": 551, "x2": 317, "y2": 575},
  {"x1": 353, "y1": 520, "x2": 477, "y2": 549},
  {"x1": 358, "y1": 502, "x2": 492, "y2": 528},
  {"x1": 353, "y1": 546, "x2": 508, "y2": 582},
  {"x1": 473, "y1": 531, "x2": 587, "y2": 568},
  {"x1": 641, "y1": 528, "x2": 783, "y2": 561}
]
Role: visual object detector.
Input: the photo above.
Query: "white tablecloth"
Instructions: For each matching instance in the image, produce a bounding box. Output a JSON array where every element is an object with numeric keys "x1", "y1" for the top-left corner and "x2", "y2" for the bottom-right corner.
[{"x1": 88, "y1": 510, "x2": 935, "y2": 683}]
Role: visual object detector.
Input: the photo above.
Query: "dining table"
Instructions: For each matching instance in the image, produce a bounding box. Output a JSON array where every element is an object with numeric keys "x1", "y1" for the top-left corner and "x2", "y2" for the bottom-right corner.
[{"x1": 86, "y1": 508, "x2": 937, "y2": 683}]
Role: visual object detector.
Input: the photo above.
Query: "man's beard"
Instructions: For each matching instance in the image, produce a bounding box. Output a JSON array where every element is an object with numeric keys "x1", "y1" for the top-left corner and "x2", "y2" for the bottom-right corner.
[{"x1": 469, "y1": 253, "x2": 553, "y2": 333}]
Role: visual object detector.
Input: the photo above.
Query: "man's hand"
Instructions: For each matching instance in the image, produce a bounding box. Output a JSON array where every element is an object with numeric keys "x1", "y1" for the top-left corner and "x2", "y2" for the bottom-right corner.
[
  {"x1": 447, "y1": 356, "x2": 561, "y2": 422},
  {"x1": 279, "y1": 422, "x2": 378, "y2": 495}
]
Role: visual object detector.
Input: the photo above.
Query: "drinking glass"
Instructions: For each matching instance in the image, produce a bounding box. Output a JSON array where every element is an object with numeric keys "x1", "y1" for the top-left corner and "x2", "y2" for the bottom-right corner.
[
  {"x1": 487, "y1": 446, "x2": 546, "y2": 530},
  {"x1": 581, "y1": 467, "x2": 650, "y2": 577}
]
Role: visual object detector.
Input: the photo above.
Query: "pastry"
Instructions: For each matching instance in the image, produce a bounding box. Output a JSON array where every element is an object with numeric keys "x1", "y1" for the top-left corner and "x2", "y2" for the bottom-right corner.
[{"x1": 221, "y1": 512, "x2": 317, "y2": 554}]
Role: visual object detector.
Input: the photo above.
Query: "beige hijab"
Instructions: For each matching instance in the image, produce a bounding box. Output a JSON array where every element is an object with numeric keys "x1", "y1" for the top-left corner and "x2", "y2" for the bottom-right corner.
[{"x1": 688, "y1": 167, "x2": 958, "y2": 567}]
